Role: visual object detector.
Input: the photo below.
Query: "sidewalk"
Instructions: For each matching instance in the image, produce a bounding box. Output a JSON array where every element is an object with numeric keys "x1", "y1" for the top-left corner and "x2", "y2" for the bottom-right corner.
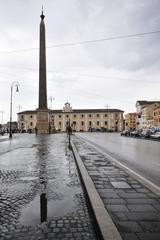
[
  {"x1": 72, "y1": 135, "x2": 160, "y2": 240},
  {"x1": 0, "y1": 134, "x2": 97, "y2": 240}
]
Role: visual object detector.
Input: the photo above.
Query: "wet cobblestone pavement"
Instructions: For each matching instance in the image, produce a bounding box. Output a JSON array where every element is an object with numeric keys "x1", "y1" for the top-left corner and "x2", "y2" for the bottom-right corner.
[
  {"x1": 73, "y1": 136, "x2": 160, "y2": 240},
  {"x1": 0, "y1": 134, "x2": 97, "y2": 240}
]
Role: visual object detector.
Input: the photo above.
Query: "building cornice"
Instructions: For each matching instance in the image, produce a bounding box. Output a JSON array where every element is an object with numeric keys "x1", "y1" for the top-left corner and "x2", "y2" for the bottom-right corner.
[{"x1": 18, "y1": 108, "x2": 124, "y2": 114}]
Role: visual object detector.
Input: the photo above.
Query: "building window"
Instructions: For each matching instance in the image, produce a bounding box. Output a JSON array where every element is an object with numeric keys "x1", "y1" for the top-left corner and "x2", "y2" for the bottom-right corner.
[
  {"x1": 97, "y1": 121, "x2": 99, "y2": 125},
  {"x1": 66, "y1": 115, "x2": 69, "y2": 118},
  {"x1": 74, "y1": 115, "x2": 76, "y2": 118},
  {"x1": 105, "y1": 121, "x2": 107, "y2": 125},
  {"x1": 21, "y1": 115, "x2": 24, "y2": 120},
  {"x1": 59, "y1": 122, "x2": 61, "y2": 126},
  {"x1": 21, "y1": 123, "x2": 24, "y2": 126},
  {"x1": 30, "y1": 115, "x2": 32, "y2": 118},
  {"x1": 97, "y1": 114, "x2": 99, "y2": 117},
  {"x1": 81, "y1": 114, "x2": 84, "y2": 118},
  {"x1": 115, "y1": 114, "x2": 118, "y2": 117},
  {"x1": 30, "y1": 122, "x2": 33, "y2": 126},
  {"x1": 89, "y1": 121, "x2": 92, "y2": 126},
  {"x1": 89, "y1": 114, "x2": 92, "y2": 118},
  {"x1": 81, "y1": 121, "x2": 84, "y2": 126},
  {"x1": 105, "y1": 114, "x2": 108, "y2": 117},
  {"x1": 59, "y1": 115, "x2": 61, "y2": 118},
  {"x1": 73, "y1": 121, "x2": 76, "y2": 125}
]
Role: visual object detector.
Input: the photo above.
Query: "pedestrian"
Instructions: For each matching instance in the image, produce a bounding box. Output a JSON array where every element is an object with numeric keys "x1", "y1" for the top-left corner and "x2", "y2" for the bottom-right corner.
[{"x1": 35, "y1": 127, "x2": 38, "y2": 136}]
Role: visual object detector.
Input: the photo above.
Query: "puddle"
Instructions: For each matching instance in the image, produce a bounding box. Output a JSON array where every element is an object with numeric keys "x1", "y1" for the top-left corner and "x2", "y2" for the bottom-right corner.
[
  {"x1": 1, "y1": 134, "x2": 83, "y2": 227},
  {"x1": 19, "y1": 187, "x2": 81, "y2": 225}
]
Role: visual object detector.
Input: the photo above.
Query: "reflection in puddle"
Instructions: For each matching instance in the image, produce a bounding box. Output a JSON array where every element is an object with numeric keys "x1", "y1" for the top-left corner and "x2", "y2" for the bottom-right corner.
[
  {"x1": 19, "y1": 187, "x2": 81, "y2": 225},
  {"x1": 18, "y1": 135, "x2": 82, "y2": 226}
]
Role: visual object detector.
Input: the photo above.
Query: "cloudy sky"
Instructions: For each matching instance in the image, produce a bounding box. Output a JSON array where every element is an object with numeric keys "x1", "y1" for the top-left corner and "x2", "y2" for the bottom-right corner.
[{"x1": 0, "y1": 0, "x2": 160, "y2": 123}]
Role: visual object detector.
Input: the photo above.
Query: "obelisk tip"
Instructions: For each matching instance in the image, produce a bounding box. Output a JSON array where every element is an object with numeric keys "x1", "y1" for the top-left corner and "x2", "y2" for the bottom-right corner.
[{"x1": 40, "y1": 6, "x2": 45, "y2": 20}]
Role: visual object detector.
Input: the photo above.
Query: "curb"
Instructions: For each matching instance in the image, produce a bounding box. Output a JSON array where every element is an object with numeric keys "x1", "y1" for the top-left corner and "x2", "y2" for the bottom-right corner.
[{"x1": 71, "y1": 141, "x2": 122, "y2": 240}]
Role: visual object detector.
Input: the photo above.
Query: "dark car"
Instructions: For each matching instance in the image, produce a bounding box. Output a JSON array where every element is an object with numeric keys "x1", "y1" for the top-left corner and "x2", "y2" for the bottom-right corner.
[
  {"x1": 130, "y1": 131, "x2": 139, "y2": 137},
  {"x1": 120, "y1": 130, "x2": 130, "y2": 136}
]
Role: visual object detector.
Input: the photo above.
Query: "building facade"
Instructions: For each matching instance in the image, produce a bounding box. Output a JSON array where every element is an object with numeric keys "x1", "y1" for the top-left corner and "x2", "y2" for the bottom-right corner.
[
  {"x1": 17, "y1": 102, "x2": 124, "y2": 132},
  {"x1": 153, "y1": 106, "x2": 160, "y2": 127},
  {"x1": 136, "y1": 101, "x2": 160, "y2": 130},
  {"x1": 125, "y1": 113, "x2": 136, "y2": 130}
]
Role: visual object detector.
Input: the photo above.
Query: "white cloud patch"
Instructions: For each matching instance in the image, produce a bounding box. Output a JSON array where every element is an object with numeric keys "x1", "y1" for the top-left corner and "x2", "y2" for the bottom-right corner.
[{"x1": 0, "y1": 0, "x2": 160, "y2": 122}]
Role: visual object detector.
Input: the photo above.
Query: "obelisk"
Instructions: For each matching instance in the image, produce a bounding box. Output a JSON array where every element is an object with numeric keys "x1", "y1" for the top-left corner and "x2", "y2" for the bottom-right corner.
[{"x1": 36, "y1": 8, "x2": 49, "y2": 133}]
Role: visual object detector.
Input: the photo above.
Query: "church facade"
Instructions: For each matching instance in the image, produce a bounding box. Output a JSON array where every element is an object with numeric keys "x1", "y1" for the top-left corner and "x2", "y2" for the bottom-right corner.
[{"x1": 17, "y1": 102, "x2": 124, "y2": 132}]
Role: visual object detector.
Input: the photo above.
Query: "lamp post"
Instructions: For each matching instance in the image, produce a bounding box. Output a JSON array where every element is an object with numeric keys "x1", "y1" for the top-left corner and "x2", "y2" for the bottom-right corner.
[
  {"x1": 48, "y1": 96, "x2": 54, "y2": 110},
  {"x1": 9, "y1": 81, "x2": 20, "y2": 138},
  {"x1": 0, "y1": 111, "x2": 4, "y2": 125},
  {"x1": 48, "y1": 97, "x2": 55, "y2": 134},
  {"x1": 67, "y1": 118, "x2": 72, "y2": 149}
]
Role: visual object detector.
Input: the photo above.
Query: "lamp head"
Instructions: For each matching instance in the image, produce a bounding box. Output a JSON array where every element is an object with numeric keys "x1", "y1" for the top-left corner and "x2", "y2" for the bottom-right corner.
[{"x1": 16, "y1": 86, "x2": 19, "y2": 92}]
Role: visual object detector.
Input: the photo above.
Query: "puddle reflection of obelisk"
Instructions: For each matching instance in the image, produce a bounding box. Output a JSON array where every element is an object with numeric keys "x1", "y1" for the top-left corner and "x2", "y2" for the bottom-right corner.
[
  {"x1": 36, "y1": 8, "x2": 49, "y2": 134},
  {"x1": 40, "y1": 182, "x2": 47, "y2": 222},
  {"x1": 39, "y1": 155, "x2": 48, "y2": 222}
]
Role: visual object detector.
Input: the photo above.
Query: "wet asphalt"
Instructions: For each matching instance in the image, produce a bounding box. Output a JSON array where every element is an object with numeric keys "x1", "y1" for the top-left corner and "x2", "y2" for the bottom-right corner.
[
  {"x1": 76, "y1": 132, "x2": 160, "y2": 187},
  {"x1": 72, "y1": 134, "x2": 160, "y2": 240},
  {"x1": 0, "y1": 133, "x2": 97, "y2": 240}
]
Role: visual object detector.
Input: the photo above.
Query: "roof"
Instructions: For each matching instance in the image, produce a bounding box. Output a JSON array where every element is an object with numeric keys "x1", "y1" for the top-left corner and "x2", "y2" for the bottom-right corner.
[
  {"x1": 136, "y1": 100, "x2": 160, "y2": 106},
  {"x1": 17, "y1": 110, "x2": 37, "y2": 114},
  {"x1": 18, "y1": 108, "x2": 124, "y2": 114}
]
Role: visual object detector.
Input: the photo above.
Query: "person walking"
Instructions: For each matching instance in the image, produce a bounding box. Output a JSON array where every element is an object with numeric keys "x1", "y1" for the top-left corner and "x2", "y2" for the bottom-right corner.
[{"x1": 35, "y1": 127, "x2": 38, "y2": 136}]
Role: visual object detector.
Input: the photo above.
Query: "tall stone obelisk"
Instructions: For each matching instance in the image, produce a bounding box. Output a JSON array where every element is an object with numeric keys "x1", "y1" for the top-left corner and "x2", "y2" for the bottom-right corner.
[{"x1": 36, "y1": 8, "x2": 49, "y2": 133}]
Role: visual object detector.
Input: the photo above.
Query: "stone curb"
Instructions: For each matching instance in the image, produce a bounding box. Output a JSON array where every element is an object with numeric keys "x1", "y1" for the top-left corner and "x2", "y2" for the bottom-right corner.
[{"x1": 71, "y1": 141, "x2": 122, "y2": 240}]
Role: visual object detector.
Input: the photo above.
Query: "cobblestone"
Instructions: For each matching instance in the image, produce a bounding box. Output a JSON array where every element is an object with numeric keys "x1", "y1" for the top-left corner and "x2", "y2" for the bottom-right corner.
[{"x1": 0, "y1": 134, "x2": 97, "y2": 239}]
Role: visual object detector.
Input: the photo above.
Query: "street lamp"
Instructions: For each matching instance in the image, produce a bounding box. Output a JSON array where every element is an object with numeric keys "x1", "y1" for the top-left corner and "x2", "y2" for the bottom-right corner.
[
  {"x1": 48, "y1": 97, "x2": 55, "y2": 134},
  {"x1": 48, "y1": 96, "x2": 54, "y2": 110},
  {"x1": 0, "y1": 111, "x2": 4, "y2": 125},
  {"x1": 67, "y1": 118, "x2": 72, "y2": 149},
  {"x1": 9, "y1": 81, "x2": 20, "y2": 138}
]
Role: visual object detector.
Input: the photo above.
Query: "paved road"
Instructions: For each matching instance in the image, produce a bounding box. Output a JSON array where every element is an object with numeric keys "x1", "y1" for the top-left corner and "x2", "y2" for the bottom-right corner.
[
  {"x1": 76, "y1": 132, "x2": 160, "y2": 188},
  {"x1": 73, "y1": 135, "x2": 160, "y2": 240}
]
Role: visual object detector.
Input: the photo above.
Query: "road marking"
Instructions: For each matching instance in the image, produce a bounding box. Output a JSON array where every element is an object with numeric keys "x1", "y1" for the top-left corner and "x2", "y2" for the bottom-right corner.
[{"x1": 78, "y1": 136, "x2": 160, "y2": 197}]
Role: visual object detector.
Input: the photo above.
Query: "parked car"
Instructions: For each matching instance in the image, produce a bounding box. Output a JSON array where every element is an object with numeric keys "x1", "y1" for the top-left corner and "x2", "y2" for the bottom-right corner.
[
  {"x1": 130, "y1": 131, "x2": 139, "y2": 137},
  {"x1": 150, "y1": 131, "x2": 160, "y2": 139},
  {"x1": 140, "y1": 129, "x2": 154, "y2": 138},
  {"x1": 107, "y1": 129, "x2": 113, "y2": 132},
  {"x1": 120, "y1": 130, "x2": 130, "y2": 136}
]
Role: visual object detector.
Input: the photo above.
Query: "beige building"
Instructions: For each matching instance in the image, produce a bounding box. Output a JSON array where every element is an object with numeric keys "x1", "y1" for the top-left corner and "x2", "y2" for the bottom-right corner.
[
  {"x1": 17, "y1": 102, "x2": 124, "y2": 132},
  {"x1": 136, "y1": 100, "x2": 160, "y2": 130},
  {"x1": 153, "y1": 106, "x2": 160, "y2": 127},
  {"x1": 141, "y1": 103, "x2": 160, "y2": 129},
  {"x1": 125, "y1": 113, "x2": 136, "y2": 130}
]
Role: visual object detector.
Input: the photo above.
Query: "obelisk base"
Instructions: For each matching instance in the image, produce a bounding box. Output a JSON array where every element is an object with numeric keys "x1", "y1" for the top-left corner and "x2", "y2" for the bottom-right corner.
[{"x1": 36, "y1": 110, "x2": 49, "y2": 134}]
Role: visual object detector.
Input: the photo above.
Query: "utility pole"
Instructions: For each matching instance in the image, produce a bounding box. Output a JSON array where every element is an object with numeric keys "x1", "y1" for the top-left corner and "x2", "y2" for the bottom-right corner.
[
  {"x1": 0, "y1": 111, "x2": 4, "y2": 125},
  {"x1": 48, "y1": 96, "x2": 54, "y2": 110},
  {"x1": 17, "y1": 105, "x2": 22, "y2": 112}
]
